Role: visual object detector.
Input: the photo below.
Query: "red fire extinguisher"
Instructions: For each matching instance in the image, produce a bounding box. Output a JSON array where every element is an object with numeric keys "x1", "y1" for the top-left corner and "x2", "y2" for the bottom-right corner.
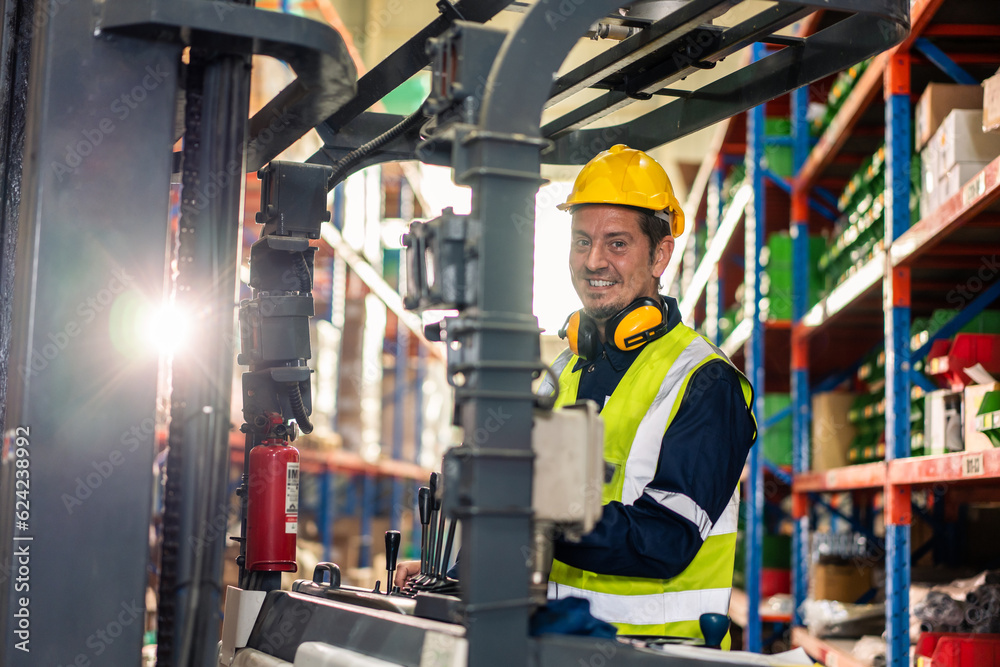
[{"x1": 246, "y1": 441, "x2": 299, "y2": 572}]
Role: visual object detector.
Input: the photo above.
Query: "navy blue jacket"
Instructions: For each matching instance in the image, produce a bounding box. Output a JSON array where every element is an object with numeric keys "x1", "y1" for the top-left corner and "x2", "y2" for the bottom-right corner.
[{"x1": 553, "y1": 297, "x2": 756, "y2": 580}]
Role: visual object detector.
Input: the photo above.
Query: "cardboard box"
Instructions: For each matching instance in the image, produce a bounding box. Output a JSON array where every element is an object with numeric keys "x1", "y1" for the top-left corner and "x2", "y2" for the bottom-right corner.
[
  {"x1": 965, "y1": 382, "x2": 1000, "y2": 452},
  {"x1": 938, "y1": 161, "x2": 990, "y2": 207},
  {"x1": 934, "y1": 109, "x2": 1000, "y2": 172},
  {"x1": 812, "y1": 392, "x2": 856, "y2": 471},
  {"x1": 915, "y1": 83, "x2": 984, "y2": 150},
  {"x1": 811, "y1": 563, "x2": 873, "y2": 603},
  {"x1": 925, "y1": 389, "x2": 964, "y2": 455},
  {"x1": 920, "y1": 144, "x2": 940, "y2": 215},
  {"x1": 985, "y1": 68, "x2": 1000, "y2": 133}
]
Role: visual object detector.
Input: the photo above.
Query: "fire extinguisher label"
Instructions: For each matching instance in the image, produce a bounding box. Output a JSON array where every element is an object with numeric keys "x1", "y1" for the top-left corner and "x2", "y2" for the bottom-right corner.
[{"x1": 285, "y1": 462, "x2": 299, "y2": 514}]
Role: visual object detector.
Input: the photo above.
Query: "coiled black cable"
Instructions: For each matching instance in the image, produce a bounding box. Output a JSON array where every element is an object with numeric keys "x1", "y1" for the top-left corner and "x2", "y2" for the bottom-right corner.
[
  {"x1": 327, "y1": 110, "x2": 426, "y2": 188},
  {"x1": 294, "y1": 252, "x2": 311, "y2": 292},
  {"x1": 287, "y1": 382, "x2": 313, "y2": 434}
]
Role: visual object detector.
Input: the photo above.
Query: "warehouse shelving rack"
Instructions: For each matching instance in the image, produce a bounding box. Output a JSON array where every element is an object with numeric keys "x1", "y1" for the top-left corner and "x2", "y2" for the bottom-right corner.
[
  {"x1": 677, "y1": 2, "x2": 1000, "y2": 662},
  {"x1": 785, "y1": 1, "x2": 1000, "y2": 666},
  {"x1": 675, "y1": 46, "x2": 803, "y2": 652},
  {"x1": 677, "y1": 27, "x2": 863, "y2": 647}
]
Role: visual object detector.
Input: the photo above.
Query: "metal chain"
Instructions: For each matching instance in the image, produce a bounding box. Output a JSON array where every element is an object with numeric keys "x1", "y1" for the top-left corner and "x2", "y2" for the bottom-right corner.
[{"x1": 156, "y1": 50, "x2": 205, "y2": 667}]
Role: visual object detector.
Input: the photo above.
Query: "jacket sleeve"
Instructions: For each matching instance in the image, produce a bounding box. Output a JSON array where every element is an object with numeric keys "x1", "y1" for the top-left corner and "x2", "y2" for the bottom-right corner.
[{"x1": 553, "y1": 360, "x2": 756, "y2": 579}]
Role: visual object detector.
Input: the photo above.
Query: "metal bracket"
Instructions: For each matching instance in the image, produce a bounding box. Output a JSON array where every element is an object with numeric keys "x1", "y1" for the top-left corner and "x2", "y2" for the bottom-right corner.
[
  {"x1": 433, "y1": 314, "x2": 552, "y2": 410},
  {"x1": 97, "y1": 0, "x2": 358, "y2": 171},
  {"x1": 401, "y1": 208, "x2": 480, "y2": 311},
  {"x1": 425, "y1": 22, "x2": 507, "y2": 120},
  {"x1": 437, "y1": 0, "x2": 466, "y2": 22}
]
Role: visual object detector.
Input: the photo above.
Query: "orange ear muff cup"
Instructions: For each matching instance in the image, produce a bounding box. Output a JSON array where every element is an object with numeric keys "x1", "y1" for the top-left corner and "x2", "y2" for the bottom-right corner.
[
  {"x1": 560, "y1": 309, "x2": 601, "y2": 361},
  {"x1": 563, "y1": 310, "x2": 581, "y2": 356},
  {"x1": 612, "y1": 304, "x2": 664, "y2": 350}
]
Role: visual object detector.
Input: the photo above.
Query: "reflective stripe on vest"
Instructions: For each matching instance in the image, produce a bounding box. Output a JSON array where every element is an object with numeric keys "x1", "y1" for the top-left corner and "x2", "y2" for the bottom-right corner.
[
  {"x1": 547, "y1": 582, "x2": 733, "y2": 626},
  {"x1": 539, "y1": 348, "x2": 574, "y2": 398},
  {"x1": 547, "y1": 322, "x2": 754, "y2": 643}
]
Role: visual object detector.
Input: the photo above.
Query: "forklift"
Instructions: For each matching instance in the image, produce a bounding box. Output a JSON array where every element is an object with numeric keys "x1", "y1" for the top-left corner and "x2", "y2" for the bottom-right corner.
[{"x1": 0, "y1": 0, "x2": 908, "y2": 665}]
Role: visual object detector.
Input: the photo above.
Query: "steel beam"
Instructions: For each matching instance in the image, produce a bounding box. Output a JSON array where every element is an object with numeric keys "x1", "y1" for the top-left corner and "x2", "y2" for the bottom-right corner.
[
  {"x1": 912, "y1": 37, "x2": 977, "y2": 85},
  {"x1": 743, "y1": 42, "x2": 767, "y2": 652},
  {"x1": 99, "y1": 0, "x2": 358, "y2": 172},
  {"x1": 321, "y1": 0, "x2": 513, "y2": 134},
  {"x1": 447, "y1": 2, "x2": 624, "y2": 665},
  {"x1": 763, "y1": 169, "x2": 837, "y2": 221},
  {"x1": 884, "y1": 50, "x2": 912, "y2": 667},
  {"x1": 0, "y1": 0, "x2": 180, "y2": 662},
  {"x1": 155, "y1": 23, "x2": 257, "y2": 665},
  {"x1": 545, "y1": 2, "x2": 909, "y2": 163},
  {"x1": 314, "y1": 3, "x2": 910, "y2": 174},
  {"x1": 542, "y1": 3, "x2": 808, "y2": 139},
  {"x1": 546, "y1": 4, "x2": 723, "y2": 106},
  {"x1": 790, "y1": 83, "x2": 811, "y2": 629},
  {"x1": 0, "y1": 0, "x2": 32, "y2": 441}
]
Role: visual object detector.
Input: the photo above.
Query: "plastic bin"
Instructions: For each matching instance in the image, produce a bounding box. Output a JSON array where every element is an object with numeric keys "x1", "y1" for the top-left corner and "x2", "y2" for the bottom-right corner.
[
  {"x1": 915, "y1": 632, "x2": 1000, "y2": 667},
  {"x1": 761, "y1": 568, "x2": 790, "y2": 597},
  {"x1": 927, "y1": 334, "x2": 1000, "y2": 391}
]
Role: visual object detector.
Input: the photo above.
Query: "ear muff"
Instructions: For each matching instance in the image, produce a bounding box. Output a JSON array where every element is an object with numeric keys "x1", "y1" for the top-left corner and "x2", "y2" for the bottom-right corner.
[
  {"x1": 559, "y1": 310, "x2": 582, "y2": 356},
  {"x1": 606, "y1": 297, "x2": 667, "y2": 351},
  {"x1": 560, "y1": 298, "x2": 667, "y2": 362},
  {"x1": 558, "y1": 310, "x2": 601, "y2": 362}
]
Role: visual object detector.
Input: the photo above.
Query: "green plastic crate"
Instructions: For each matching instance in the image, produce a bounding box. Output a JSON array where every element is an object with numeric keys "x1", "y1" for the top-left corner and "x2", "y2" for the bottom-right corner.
[
  {"x1": 762, "y1": 233, "x2": 826, "y2": 317},
  {"x1": 764, "y1": 117, "x2": 793, "y2": 178},
  {"x1": 964, "y1": 310, "x2": 1000, "y2": 335},
  {"x1": 763, "y1": 535, "x2": 791, "y2": 569},
  {"x1": 734, "y1": 534, "x2": 791, "y2": 578},
  {"x1": 763, "y1": 394, "x2": 792, "y2": 466},
  {"x1": 976, "y1": 390, "x2": 1000, "y2": 448}
]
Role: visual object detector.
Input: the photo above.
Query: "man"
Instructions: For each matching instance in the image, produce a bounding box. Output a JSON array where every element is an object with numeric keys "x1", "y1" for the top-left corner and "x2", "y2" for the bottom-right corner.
[
  {"x1": 544, "y1": 145, "x2": 756, "y2": 648},
  {"x1": 396, "y1": 145, "x2": 755, "y2": 647}
]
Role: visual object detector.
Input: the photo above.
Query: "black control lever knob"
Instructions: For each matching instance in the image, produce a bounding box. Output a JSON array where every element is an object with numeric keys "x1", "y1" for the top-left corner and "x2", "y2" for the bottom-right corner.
[
  {"x1": 385, "y1": 530, "x2": 401, "y2": 595},
  {"x1": 417, "y1": 487, "x2": 431, "y2": 577},
  {"x1": 429, "y1": 472, "x2": 441, "y2": 511},
  {"x1": 424, "y1": 473, "x2": 441, "y2": 583}
]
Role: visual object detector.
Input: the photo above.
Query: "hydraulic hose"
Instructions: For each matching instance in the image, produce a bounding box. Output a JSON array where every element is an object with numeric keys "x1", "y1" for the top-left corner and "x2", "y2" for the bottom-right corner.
[
  {"x1": 327, "y1": 110, "x2": 425, "y2": 188},
  {"x1": 294, "y1": 252, "x2": 312, "y2": 292},
  {"x1": 287, "y1": 382, "x2": 314, "y2": 434}
]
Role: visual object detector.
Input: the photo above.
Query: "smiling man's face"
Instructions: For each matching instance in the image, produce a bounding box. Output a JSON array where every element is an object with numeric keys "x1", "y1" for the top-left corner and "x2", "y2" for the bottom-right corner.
[{"x1": 569, "y1": 205, "x2": 674, "y2": 328}]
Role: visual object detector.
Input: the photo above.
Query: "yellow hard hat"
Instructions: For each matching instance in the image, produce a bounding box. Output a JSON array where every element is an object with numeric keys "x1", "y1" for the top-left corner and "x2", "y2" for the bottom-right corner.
[{"x1": 558, "y1": 144, "x2": 685, "y2": 237}]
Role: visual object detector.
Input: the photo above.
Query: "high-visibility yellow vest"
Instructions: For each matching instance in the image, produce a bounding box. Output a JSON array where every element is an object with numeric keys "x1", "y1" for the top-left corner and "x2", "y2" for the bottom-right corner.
[{"x1": 546, "y1": 322, "x2": 755, "y2": 647}]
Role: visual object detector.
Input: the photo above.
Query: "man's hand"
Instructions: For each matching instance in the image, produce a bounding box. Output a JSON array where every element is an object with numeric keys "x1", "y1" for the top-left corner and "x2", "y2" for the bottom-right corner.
[{"x1": 394, "y1": 560, "x2": 421, "y2": 588}]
